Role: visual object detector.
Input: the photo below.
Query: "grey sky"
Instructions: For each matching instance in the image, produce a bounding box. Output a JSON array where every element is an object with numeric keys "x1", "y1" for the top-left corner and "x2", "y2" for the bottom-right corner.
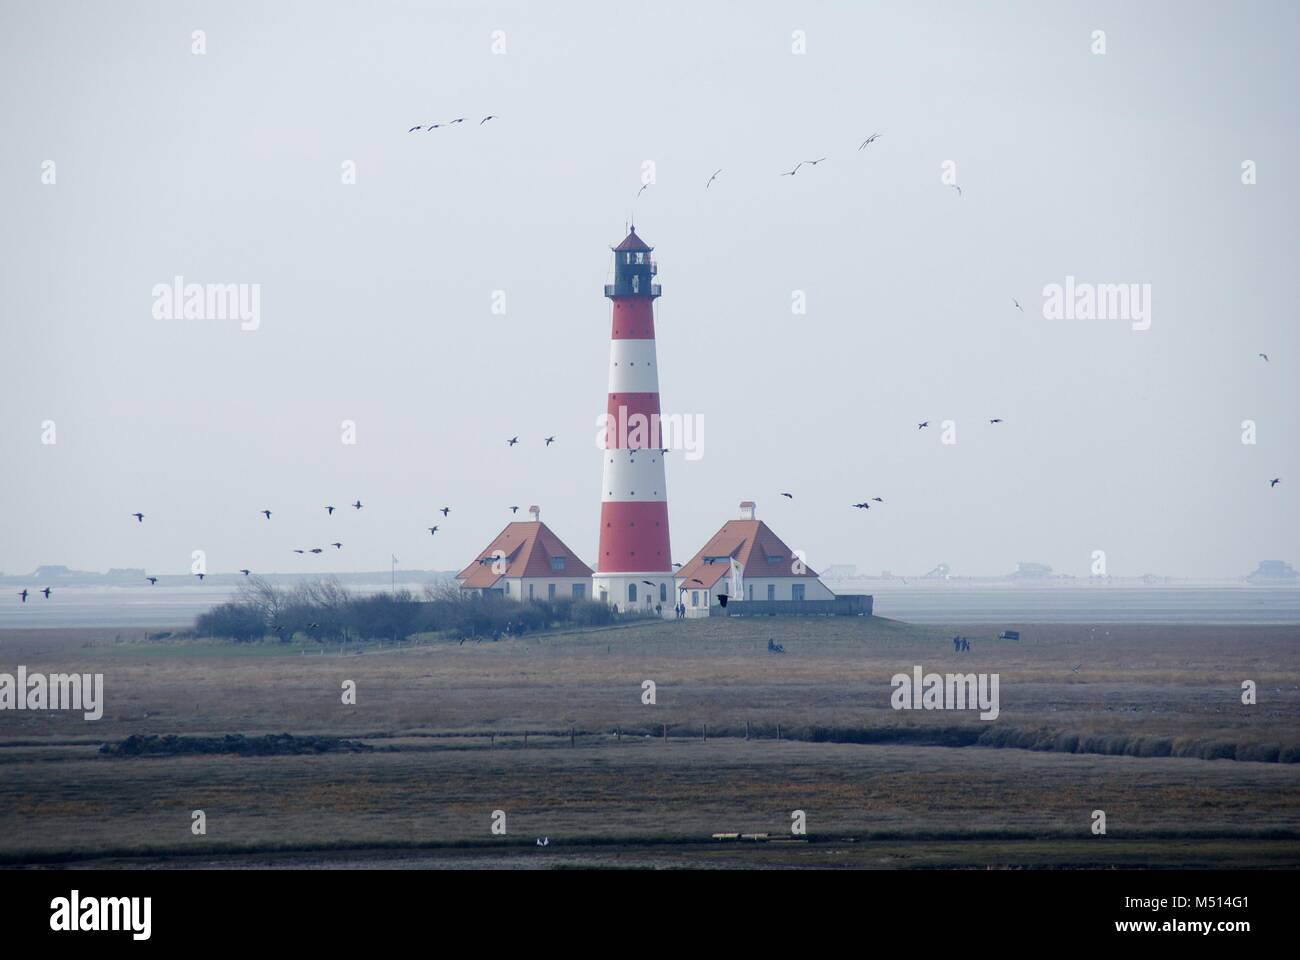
[{"x1": 1, "y1": 0, "x2": 1297, "y2": 580}]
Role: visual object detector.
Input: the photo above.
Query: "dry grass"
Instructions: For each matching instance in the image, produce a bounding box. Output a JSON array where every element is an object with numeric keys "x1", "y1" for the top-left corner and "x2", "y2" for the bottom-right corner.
[{"x1": 1, "y1": 618, "x2": 1297, "y2": 868}]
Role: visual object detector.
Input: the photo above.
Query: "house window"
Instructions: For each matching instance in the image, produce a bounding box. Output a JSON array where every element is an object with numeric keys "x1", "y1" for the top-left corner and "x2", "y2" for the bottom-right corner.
[
  {"x1": 747, "y1": 584, "x2": 753, "y2": 600},
  {"x1": 550, "y1": 556, "x2": 566, "y2": 571},
  {"x1": 691, "y1": 591, "x2": 699, "y2": 607},
  {"x1": 528, "y1": 583, "x2": 534, "y2": 600},
  {"x1": 792, "y1": 583, "x2": 806, "y2": 601},
  {"x1": 548, "y1": 583, "x2": 556, "y2": 600},
  {"x1": 505, "y1": 582, "x2": 510, "y2": 595},
  {"x1": 659, "y1": 583, "x2": 667, "y2": 602},
  {"x1": 572, "y1": 583, "x2": 585, "y2": 600},
  {"x1": 767, "y1": 584, "x2": 776, "y2": 600},
  {"x1": 628, "y1": 583, "x2": 637, "y2": 602}
]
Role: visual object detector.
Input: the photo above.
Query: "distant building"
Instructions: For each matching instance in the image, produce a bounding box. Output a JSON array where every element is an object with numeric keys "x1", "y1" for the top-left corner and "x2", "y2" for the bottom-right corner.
[
  {"x1": 1247, "y1": 560, "x2": 1298, "y2": 583},
  {"x1": 820, "y1": 564, "x2": 858, "y2": 580},
  {"x1": 674, "y1": 501, "x2": 835, "y2": 617},
  {"x1": 921, "y1": 562, "x2": 951, "y2": 580},
  {"x1": 457, "y1": 507, "x2": 594, "y2": 602},
  {"x1": 1008, "y1": 562, "x2": 1053, "y2": 580}
]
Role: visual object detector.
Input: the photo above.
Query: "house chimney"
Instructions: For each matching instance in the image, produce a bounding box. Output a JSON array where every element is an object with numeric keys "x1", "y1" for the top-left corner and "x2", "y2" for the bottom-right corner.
[
  {"x1": 529, "y1": 505, "x2": 540, "y2": 521},
  {"x1": 739, "y1": 500, "x2": 756, "y2": 520}
]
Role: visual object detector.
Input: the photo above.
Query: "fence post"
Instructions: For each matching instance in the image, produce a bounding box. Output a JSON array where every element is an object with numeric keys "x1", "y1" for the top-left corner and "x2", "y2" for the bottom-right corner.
[
  {"x1": 663, "y1": 723, "x2": 668, "y2": 742},
  {"x1": 777, "y1": 723, "x2": 781, "y2": 742},
  {"x1": 745, "y1": 721, "x2": 750, "y2": 741},
  {"x1": 703, "y1": 723, "x2": 707, "y2": 742},
  {"x1": 616, "y1": 727, "x2": 621, "y2": 742},
  {"x1": 490, "y1": 733, "x2": 495, "y2": 749},
  {"x1": 570, "y1": 726, "x2": 575, "y2": 747}
]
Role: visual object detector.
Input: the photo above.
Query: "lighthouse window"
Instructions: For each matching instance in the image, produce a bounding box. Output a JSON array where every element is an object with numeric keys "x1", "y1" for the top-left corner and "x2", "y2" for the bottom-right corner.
[
  {"x1": 625, "y1": 253, "x2": 631, "y2": 264},
  {"x1": 631, "y1": 275, "x2": 640, "y2": 293},
  {"x1": 635, "y1": 252, "x2": 644, "y2": 264}
]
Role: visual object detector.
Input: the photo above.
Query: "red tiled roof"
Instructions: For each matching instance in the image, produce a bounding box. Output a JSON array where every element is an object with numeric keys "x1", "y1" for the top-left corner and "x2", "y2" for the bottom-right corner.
[
  {"x1": 613, "y1": 227, "x2": 652, "y2": 252},
  {"x1": 457, "y1": 521, "x2": 593, "y2": 589},
  {"x1": 675, "y1": 520, "x2": 820, "y2": 589}
]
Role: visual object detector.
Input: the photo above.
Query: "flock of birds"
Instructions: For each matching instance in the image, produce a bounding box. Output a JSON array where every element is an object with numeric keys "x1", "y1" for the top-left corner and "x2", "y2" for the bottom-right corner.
[
  {"x1": 17, "y1": 435, "x2": 567, "y2": 602},
  {"x1": 407, "y1": 115, "x2": 496, "y2": 132}
]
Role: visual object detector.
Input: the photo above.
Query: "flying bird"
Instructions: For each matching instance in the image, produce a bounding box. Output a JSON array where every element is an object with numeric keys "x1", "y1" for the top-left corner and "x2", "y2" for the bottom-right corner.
[
  {"x1": 1270, "y1": 478, "x2": 1281, "y2": 487},
  {"x1": 293, "y1": 549, "x2": 305, "y2": 554},
  {"x1": 239, "y1": 569, "x2": 251, "y2": 576},
  {"x1": 331, "y1": 542, "x2": 342, "y2": 549},
  {"x1": 310, "y1": 548, "x2": 323, "y2": 554},
  {"x1": 872, "y1": 497, "x2": 883, "y2": 503},
  {"x1": 448, "y1": 118, "x2": 465, "y2": 124},
  {"x1": 440, "y1": 507, "x2": 450, "y2": 517},
  {"x1": 408, "y1": 125, "x2": 421, "y2": 132},
  {"x1": 545, "y1": 436, "x2": 556, "y2": 446},
  {"x1": 637, "y1": 184, "x2": 650, "y2": 198},
  {"x1": 852, "y1": 502, "x2": 870, "y2": 509},
  {"x1": 781, "y1": 163, "x2": 802, "y2": 177},
  {"x1": 1013, "y1": 299, "x2": 1024, "y2": 312},
  {"x1": 261, "y1": 510, "x2": 272, "y2": 519},
  {"x1": 326, "y1": 505, "x2": 335, "y2": 515},
  {"x1": 641, "y1": 580, "x2": 655, "y2": 587},
  {"x1": 510, "y1": 506, "x2": 520, "y2": 513},
  {"x1": 804, "y1": 157, "x2": 827, "y2": 165},
  {"x1": 428, "y1": 526, "x2": 439, "y2": 535},
  {"x1": 132, "y1": 512, "x2": 144, "y2": 522},
  {"x1": 858, "y1": 133, "x2": 881, "y2": 150},
  {"x1": 41, "y1": 587, "x2": 52, "y2": 598},
  {"x1": 352, "y1": 500, "x2": 363, "y2": 509},
  {"x1": 706, "y1": 169, "x2": 722, "y2": 188},
  {"x1": 781, "y1": 492, "x2": 794, "y2": 499},
  {"x1": 18, "y1": 589, "x2": 28, "y2": 602},
  {"x1": 146, "y1": 577, "x2": 157, "y2": 585},
  {"x1": 989, "y1": 418, "x2": 1004, "y2": 424},
  {"x1": 194, "y1": 574, "x2": 205, "y2": 582},
  {"x1": 950, "y1": 184, "x2": 962, "y2": 197},
  {"x1": 917, "y1": 421, "x2": 930, "y2": 429},
  {"x1": 507, "y1": 437, "x2": 519, "y2": 446},
  {"x1": 1259, "y1": 353, "x2": 1269, "y2": 362},
  {"x1": 480, "y1": 115, "x2": 496, "y2": 124}
]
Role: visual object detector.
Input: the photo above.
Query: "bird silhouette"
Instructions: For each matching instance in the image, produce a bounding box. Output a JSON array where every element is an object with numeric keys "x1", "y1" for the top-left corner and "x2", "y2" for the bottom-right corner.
[
  {"x1": 637, "y1": 184, "x2": 650, "y2": 198},
  {"x1": 132, "y1": 512, "x2": 144, "y2": 522},
  {"x1": 917, "y1": 421, "x2": 929, "y2": 429},
  {"x1": 146, "y1": 577, "x2": 158, "y2": 585},
  {"x1": 428, "y1": 526, "x2": 439, "y2": 535},
  {"x1": 852, "y1": 502, "x2": 870, "y2": 509},
  {"x1": 440, "y1": 507, "x2": 451, "y2": 517},
  {"x1": 352, "y1": 500, "x2": 363, "y2": 509},
  {"x1": 293, "y1": 549, "x2": 305, "y2": 554},
  {"x1": 331, "y1": 542, "x2": 342, "y2": 549},
  {"x1": 781, "y1": 492, "x2": 794, "y2": 499},
  {"x1": 706, "y1": 169, "x2": 722, "y2": 188},
  {"x1": 1013, "y1": 299, "x2": 1024, "y2": 312},
  {"x1": 480, "y1": 115, "x2": 496, "y2": 124},
  {"x1": 310, "y1": 548, "x2": 323, "y2": 554},
  {"x1": 641, "y1": 580, "x2": 655, "y2": 587},
  {"x1": 781, "y1": 163, "x2": 802, "y2": 177},
  {"x1": 804, "y1": 157, "x2": 827, "y2": 165},
  {"x1": 40, "y1": 587, "x2": 52, "y2": 598},
  {"x1": 326, "y1": 505, "x2": 335, "y2": 515},
  {"x1": 261, "y1": 510, "x2": 272, "y2": 519},
  {"x1": 989, "y1": 418, "x2": 1004, "y2": 424},
  {"x1": 872, "y1": 497, "x2": 883, "y2": 503},
  {"x1": 1259, "y1": 353, "x2": 1269, "y2": 362},
  {"x1": 18, "y1": 589, "x2": 28, "y2": 602},
  {"x1": 194, "y1": 574, "x2": 205, "y2": 581},
  {"x1": 859, "y1": 133, "x2": 881, "y2": 150},
  {"x1": 408, "y1": 125, "x2": 421, "y2": 132},
  {"x1": 950, "y1": 184, "x2": 962, "y2": 197},
  {"x1": 545, "y1": 436, "x2": 556, "y2": 446},
  {"x1": 510, "y1": 506, "x2": 520, "y2": 513},
  {"x1": 448, "y1": 118, "x2": 465, "y2": 124},
  {"x1": 507, "y1": 437, "x2": 519, "y2": 446},
  {"x1": 1070, "y1": 664, "x2": 1081, "y2": 673},
  {"x1": 239, "y1": 569, "x2": 251, "y2": 576},
  {"x1": 1270, "y1": 478, "x2": 1281, "y2": 487}
]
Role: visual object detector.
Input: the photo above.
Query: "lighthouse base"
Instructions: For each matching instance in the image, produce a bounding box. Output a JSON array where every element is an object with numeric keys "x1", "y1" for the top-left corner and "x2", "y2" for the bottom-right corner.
[{"x1": 592, "y1": 573, "x2": 676, "y2": 619}]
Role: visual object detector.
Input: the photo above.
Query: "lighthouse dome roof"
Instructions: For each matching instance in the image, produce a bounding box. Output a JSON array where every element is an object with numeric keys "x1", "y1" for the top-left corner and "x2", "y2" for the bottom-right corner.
[{"x1": 613, "y1": 227, "x2": 653, "y2": 252}]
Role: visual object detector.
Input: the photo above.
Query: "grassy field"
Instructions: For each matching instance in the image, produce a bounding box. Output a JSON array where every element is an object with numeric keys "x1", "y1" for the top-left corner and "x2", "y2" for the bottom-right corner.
[{"x1": 1, "y1": 617, "x2": 1297, "y2": 868}]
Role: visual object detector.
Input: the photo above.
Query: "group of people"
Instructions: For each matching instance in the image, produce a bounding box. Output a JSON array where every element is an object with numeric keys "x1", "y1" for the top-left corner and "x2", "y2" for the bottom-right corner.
[{"x1": 952, "y1": 635, "x2": 971, "y2": 652}]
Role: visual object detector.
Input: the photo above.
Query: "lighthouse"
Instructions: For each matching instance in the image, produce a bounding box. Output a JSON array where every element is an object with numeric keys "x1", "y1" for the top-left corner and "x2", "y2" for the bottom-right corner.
[{"x1": 593, "y1": 226, "x2": 674, "y2": 617}]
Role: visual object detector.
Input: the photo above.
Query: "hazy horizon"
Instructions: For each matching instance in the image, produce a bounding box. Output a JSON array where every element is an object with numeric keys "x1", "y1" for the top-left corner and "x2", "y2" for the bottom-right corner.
[{"x1": 3, "y1": 0, "x2": 1297, "y2": 582}]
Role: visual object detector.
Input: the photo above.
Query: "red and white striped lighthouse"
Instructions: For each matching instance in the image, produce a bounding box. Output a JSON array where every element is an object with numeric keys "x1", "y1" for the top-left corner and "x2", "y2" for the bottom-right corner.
[{"x1": 593, "y1": 226, "x2": 674, "y2": 616}]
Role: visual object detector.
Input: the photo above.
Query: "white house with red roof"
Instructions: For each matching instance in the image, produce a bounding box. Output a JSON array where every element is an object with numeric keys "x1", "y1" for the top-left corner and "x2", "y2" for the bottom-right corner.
[
  {"x1": 674, "y1": 501, "x2": 835, "y2": 617},
  {"x1": 457, "y1": 507, "x2": 594, "y2": 602}
]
